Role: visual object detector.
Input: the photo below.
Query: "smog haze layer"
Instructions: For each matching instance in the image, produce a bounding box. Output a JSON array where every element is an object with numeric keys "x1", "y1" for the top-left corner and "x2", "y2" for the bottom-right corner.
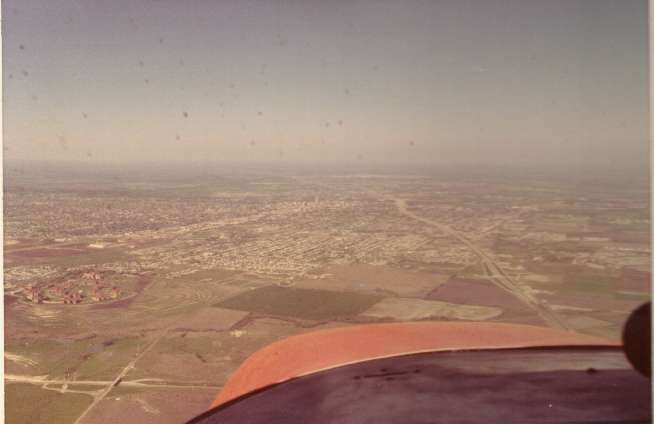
[{"x1": 3, "y1": 0, "x2": 649, "y2": 175}]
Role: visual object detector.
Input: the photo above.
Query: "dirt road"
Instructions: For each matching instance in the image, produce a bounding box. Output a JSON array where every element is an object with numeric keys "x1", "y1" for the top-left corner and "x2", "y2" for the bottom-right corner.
[
  {"x1": 72, "y1": 330, "x2": 168, "y2": 424},
  {"x1": 5, "y1": 374, "x2": 220, "y2": 391}
]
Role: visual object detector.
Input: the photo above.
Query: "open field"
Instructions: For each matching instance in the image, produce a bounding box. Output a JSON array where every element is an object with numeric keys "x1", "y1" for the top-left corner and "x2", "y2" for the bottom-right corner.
[
  {"x1": 4, "y1": 166, "x2": 650, "y2": 423},
  {"x1": 5, "y1": 383, "x2": 93, "y2": 424},
  {"x1": 76, "y1": 388, "x2": 215, "y2": 424}
]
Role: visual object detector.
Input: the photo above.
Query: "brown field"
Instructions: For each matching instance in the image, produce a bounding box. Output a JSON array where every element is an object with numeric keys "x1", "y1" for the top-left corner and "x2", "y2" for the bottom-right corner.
[
  {"x1": 7, "y1": 248, "x2": 86, "y2": 258},
  {"x1": 427, "y1": 277, "x2": 531, "y2": 312},
  {"x1": 296, "y1": 264, "x2": 448, "y2": 297},
  {"x1": 5, "y1": 247, "x2": 134, "y2": 267}
]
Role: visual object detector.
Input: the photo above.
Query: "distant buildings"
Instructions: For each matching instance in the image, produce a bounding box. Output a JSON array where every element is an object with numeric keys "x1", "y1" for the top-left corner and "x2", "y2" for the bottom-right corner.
[
  {"x1": 24, "y1": 286, "x2": 42, "y2": 304},
  {"x1": 82, "y1": 271, "x2": 101, "y2": 281},
  {"x1": 20, "y1": 270, "x2": 123, "y2": 305},
  {"x1": 63, "y1": 292, "x2": 83, "y2": 304}
]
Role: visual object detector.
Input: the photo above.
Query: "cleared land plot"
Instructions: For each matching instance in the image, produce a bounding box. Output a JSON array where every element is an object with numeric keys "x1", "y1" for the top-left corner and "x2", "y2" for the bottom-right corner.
[
  {"x1": 361, "y1": 297, "x2": 502, "y2": 321},
  {"x1": 297, "y1": 264, "x2": 448, "y2": 298},
  {"x1": 6, "y1": 383, "x2": 93, "y2": 424},
  {"x1": 215, "y1": 286, "x2": 381, "y2": 320}
]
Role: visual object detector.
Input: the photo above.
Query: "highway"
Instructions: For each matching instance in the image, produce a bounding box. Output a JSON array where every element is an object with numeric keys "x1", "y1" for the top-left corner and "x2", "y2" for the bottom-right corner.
[
  {"x1": 301, "y1": 179, "x2": 569, "y2": 331},
  {"x1": 391, "y1": 197, "x2": 570, "y2": 331}
]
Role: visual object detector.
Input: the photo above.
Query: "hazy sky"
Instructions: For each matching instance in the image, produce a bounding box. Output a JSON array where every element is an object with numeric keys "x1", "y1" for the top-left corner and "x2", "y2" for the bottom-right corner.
[{"x1": 3, "y1": 0, "x2": 649, "y2": 167}]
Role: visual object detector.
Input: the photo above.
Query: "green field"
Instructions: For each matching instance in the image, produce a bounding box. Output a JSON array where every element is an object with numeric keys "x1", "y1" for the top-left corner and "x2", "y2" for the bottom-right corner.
[
  {"x1": 215, "y1": 285, "x2": 381, "y2": 320},
  {"x1": 6, "y1": 335, "x2": 143, "y2": 380}
]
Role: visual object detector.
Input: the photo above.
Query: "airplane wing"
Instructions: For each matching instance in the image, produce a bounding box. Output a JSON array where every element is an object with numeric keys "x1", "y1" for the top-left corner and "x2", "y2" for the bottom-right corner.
[{"x1": 188, "y1": 321, "x2": 650, "y2": 423}]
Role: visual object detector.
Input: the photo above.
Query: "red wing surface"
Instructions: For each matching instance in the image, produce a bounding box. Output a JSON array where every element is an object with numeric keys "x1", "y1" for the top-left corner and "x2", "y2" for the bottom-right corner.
[{"x1": 189, "y1": 347, "x2": 650, "y2": 424}]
